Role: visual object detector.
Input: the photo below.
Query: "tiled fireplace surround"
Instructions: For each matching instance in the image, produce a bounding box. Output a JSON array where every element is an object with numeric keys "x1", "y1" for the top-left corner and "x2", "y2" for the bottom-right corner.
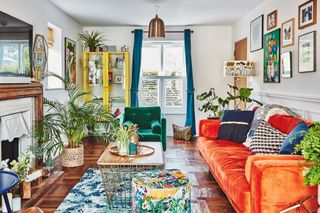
[{"x1": 0, "y1": 83, "x2": 43, "y2": 160}]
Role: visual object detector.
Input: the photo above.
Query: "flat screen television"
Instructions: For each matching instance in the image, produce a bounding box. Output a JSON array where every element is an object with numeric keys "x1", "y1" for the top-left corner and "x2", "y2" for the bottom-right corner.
[{"x1": 0, "y1": 11, "x2": 33, "y2": 83}]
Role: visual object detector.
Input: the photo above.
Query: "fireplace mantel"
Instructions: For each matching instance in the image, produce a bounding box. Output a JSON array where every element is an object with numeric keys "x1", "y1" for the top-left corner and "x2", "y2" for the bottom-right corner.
[{"x1": 0, "y1": 83, "x2": 43, "y2": 122}]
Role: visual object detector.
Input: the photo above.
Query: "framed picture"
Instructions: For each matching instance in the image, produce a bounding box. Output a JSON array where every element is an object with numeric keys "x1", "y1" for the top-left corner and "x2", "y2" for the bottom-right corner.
[
  {"x1": 250, "y1": 15, "x2": 264, "y2": 52},
  {"x1": 281, "y1": 52, "x2": 292, "y2": 78},
  {"x1": 299, "y1": 31, "x2": 316, "y2": 73},
  {"x1": 65, "y1": 37, "x2": 77, "y2": 85},
  {"x1": 267, "y1": 10, "x2": 277, "y2": 30},
  {"x1": 32, "y1": 34, "x2": 48, "y2": 82},
  {"x1": 281, "y1": 18, "x2": 295, "y2": 48},
  {"x1": 264, "y1": 29, "x2": 281, "y2": 83},
  {"x1": 298, "y1": 0, "x2": 317, "y2": 29},
  {"x1": 114, "y1": 75, "x2": 124, "y2": 84}
]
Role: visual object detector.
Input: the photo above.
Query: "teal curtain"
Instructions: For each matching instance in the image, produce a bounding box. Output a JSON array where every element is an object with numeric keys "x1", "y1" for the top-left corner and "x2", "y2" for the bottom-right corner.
[
  {"x1": 184, "y1": 29, "x2": 196, "y2": 135},
  {"x1": 130, "y1": 29, "x2": 143, "y2": 106}
]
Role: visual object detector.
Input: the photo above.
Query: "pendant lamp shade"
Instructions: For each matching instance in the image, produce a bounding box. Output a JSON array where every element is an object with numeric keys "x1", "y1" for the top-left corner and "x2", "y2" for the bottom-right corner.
[{"x1": 148, "y1": 14, "x2": 165, "y2": 38}]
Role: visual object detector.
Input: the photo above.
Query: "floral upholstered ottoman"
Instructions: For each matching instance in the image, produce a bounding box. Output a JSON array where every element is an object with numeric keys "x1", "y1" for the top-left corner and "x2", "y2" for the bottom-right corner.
[{"x1": 132, "y1": 169, "x2": 191, "y2": 213}]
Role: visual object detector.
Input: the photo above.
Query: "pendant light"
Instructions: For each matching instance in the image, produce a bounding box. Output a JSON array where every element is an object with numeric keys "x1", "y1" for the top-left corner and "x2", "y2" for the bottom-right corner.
[{"x1": 148, "y1": 5, "x2": 165, "y2": 38}]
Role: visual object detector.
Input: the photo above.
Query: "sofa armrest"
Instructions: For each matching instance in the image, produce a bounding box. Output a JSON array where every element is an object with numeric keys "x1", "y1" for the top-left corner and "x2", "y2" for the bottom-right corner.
[
  {"x1": 199, "y1": 119, "x2": 220, "y2": 138},
  {"x1": 161, "y1": 113, "x2": 167, "y2": 151},
  {"x1": 247, "y1": 156, "x2": 317, "y2": 213}
]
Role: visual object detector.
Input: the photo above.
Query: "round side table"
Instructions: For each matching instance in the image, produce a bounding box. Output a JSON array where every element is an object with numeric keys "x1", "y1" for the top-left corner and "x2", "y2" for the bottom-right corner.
[{"x1": 0, "y1": 171, "x2": 19, "y2": 213}]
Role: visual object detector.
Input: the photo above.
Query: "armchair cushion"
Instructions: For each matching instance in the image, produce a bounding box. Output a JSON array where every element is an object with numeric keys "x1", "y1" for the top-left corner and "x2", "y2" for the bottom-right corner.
[
  {"x1": 138, "y1": 129, "x2": 161, "y2": 141},
  {"x1": 123, "y1": 120, "x2": 134, "y2": 127},
  {"x1": 151, "y1": 120, "x2": 161, "y2": 134}
]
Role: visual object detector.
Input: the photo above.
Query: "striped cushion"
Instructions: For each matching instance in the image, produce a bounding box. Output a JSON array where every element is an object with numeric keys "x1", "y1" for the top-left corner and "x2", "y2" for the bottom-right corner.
[
  {"x1": 218, "y1": 110, "x2": 255, "y2": 143},
  {"x1": 249, "y1": 120, "x2": 287, "y2": 154}
]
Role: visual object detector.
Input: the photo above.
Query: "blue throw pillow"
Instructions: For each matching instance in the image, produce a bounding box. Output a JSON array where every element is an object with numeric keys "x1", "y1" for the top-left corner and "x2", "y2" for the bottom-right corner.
[
  {"x1": 279, "y1": 121, "x2": 309, "y2": 154},
  {"x1": 218, "y1": 110, "x2": 255, "y2": 143}
]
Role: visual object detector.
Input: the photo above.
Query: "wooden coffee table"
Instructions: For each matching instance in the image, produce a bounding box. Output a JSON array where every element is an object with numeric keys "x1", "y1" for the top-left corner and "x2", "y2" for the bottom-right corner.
[{"x1": 97, "y1": 142, "x2": 165, "y2": 210}]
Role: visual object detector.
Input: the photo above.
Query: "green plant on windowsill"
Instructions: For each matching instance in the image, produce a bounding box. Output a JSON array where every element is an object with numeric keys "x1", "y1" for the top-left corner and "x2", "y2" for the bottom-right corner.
[
  {"x1": 294, "y1": 123, "x2": 320, "y2": 186},
  {"x1": 78, "y1": 30, "x2": 105, "y2": 52}
]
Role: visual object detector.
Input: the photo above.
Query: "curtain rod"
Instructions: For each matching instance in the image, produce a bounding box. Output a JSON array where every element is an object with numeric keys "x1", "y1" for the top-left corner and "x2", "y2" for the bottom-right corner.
[{"x1": 131, "y1": 30, "x2": 194, "y2": 34}]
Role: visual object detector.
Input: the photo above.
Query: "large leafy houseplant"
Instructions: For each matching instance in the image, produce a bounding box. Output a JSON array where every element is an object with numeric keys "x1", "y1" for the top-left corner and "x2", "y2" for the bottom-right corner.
[
  {"x1": 34, "y1": 74, "x2": 117, "y2": 167},
  {"x1": 227, "y1": 84, "x2": 262, "y2": 110},
  {"x1": 295, "y1": 123, "x2": 320, "y2": 186},
  {"x1": 78, "y1": 31, "x2": 105, "y2": 52}
]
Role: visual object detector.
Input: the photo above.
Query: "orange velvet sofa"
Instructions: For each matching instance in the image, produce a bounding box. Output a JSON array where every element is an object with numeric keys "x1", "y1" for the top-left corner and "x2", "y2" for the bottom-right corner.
[{"x1": 198, "y1": 117, "x2": 317, "y2": 213}]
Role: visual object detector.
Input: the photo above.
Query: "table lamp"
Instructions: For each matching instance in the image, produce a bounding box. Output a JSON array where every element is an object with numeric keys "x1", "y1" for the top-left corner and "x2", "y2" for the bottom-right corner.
[{"x1": 223, "y1": 61, "x2": 255, "y2": 109}]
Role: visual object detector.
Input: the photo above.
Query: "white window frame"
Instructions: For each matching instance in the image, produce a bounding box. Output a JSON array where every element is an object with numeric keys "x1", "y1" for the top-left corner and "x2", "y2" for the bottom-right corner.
[{"x1": 139, "y1": 41, "x2": 186, "y2": 114}]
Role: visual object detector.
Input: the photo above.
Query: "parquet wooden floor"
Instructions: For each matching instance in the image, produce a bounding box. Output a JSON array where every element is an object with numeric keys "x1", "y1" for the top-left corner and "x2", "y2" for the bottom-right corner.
[{"x1": 22, "y1": 137, "x2": 235, "y2": 213}]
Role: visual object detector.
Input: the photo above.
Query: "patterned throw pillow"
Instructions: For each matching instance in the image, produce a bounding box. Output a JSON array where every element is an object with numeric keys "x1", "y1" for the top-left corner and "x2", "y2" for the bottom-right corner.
[
  {"x1": 173, "y1": 124, "x2": 192, "y2": 141},
  {"x1": 249, "y1": 120, "x2": 287, "y2": 154}
]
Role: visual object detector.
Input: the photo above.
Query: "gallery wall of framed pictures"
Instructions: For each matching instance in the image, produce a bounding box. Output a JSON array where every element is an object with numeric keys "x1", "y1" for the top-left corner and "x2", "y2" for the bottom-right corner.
[{"x1": 249, "y1": 0, "x2": 318, "y2": 84}]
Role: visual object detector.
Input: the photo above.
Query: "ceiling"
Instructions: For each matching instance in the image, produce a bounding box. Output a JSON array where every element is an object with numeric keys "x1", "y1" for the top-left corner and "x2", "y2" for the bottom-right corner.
[{"x1": 49, "y1": 0, "x2": 265, "y2": 26}]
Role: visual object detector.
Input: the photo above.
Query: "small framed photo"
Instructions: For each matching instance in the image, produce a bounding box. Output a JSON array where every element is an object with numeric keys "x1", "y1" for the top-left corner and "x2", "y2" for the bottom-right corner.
[
  {"x1": 298, "y1": 0, "x2": 317, "y2": 29},
  {"x1": 281, "y1": 18, "x2": 295, "y2": 48},
  {"x1": 114, "y1": 75, "x2": 124, "y2": 84},
  {"x1": 298, "y1": 31, "x2": 316, "y2": 73},
  {"x1": 267, "y1": 10, "x2": 277, "y2": 30},
  {"x1": 281, "y1": 52, "x2": 292, "y2": 78},
  {"x1": 250, "y1": 15, "x2": 264, "y2": 52}
]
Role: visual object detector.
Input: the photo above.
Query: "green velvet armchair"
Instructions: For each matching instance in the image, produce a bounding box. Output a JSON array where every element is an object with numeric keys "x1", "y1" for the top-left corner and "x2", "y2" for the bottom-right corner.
[{"x1": 119, "y1": 107, "x2": 167, "y2": 151}]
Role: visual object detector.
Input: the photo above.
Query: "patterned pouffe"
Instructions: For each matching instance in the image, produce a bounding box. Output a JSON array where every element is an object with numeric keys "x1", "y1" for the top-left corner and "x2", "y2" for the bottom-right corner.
[{"x1": 132, "y1": 169, "x2": 191, "y2": 213}]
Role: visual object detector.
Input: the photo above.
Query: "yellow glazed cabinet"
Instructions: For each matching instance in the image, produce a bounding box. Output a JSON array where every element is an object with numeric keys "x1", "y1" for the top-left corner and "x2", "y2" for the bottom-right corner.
[{"x1": 83, "y1": 52, "x2": 130, "y2": 113}]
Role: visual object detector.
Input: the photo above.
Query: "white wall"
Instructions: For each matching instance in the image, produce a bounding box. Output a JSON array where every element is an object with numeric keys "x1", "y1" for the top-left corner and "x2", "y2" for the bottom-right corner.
[
  {"x1": 84, "y1": 26, "x2": 233, "y2": 135},
  {"x1": 232, "y1": 0, "x2": 320, "y2": 120},
  {"x1": 1, "y1": 0, "x2": 83, "y2": 103}
]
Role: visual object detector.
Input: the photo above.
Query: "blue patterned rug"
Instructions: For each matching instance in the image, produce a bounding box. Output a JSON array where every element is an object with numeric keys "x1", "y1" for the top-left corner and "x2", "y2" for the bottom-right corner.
[{"x1": 55, "y1": 168, "x2": 127, "y2": 213}]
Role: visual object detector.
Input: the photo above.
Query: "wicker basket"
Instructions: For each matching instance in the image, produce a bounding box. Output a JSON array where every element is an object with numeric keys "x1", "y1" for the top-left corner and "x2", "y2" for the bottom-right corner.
[{"x1": 61, "y1": 144, "x2": 84, "y2": 167}]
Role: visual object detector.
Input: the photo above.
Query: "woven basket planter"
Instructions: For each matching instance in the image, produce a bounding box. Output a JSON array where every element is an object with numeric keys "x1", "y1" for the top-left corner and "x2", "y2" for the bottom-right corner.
[{"x1": 61, "y1": 144, "x2": 84, "y2": 167}]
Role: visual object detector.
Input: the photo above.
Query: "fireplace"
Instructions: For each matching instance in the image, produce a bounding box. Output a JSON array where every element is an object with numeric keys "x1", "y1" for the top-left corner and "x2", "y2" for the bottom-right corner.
[
  {"x1": 0, "y1": 83, "x2": 43, "y2": 161},
  {"x1": 1, "y1": 138, "x2": 19, "y2": 162}
]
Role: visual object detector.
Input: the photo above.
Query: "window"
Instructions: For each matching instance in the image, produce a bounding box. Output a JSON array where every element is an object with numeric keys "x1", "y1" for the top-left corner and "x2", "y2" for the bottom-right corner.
[
  {"x1": 139, "y1": 41, "x2": 186, "y2": 113},
  {"x1": 47, "y1": 23, "x2": 63, "y2": 89}
]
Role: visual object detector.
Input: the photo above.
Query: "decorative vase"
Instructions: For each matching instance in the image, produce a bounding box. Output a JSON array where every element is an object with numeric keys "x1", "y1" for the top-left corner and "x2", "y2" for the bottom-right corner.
[
  {"x1": 61, "y1": 144, "x2": 84, "y2": 167},
  {"x1": 20, "y1": 182, "x2": 31, "y2": 199},
  {"x1": 12, "y1": 196, "x2": 21, "y2": 211},
  {"x1": 117, "y1": 141, "x2": 129, "y2": 155}
]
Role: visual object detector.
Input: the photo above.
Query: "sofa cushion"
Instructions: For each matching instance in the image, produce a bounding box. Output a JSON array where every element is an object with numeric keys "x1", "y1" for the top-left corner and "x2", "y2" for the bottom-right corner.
[
  {"x1": 137, "y1": 129, "x2": 161, "y2": 141},
  {"x1": 218, "y1": 110, "x2": 254, "y2": 143},
  {"x1": 125, "y1": 107, "x2": 161, "y2": 129},
  {"x1": 151, "y1": 120, "x2": 161, "y2": 134},
  {"x1": 268, "y1": 115, "x2": 304, "y2": 134},
  {"x1": 249, "y1": 120, "x2": 287, "y2": 154},
  {"x1": 279, "y1": 121, "x2": 309, "y2": 154},
  {"x1": 198, "y1": 137, "x2": 252, "y2": 212}
]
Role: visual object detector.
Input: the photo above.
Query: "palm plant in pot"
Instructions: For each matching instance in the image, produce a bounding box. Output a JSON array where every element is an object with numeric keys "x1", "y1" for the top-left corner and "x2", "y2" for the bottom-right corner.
[
  {"x1": 34, "y1": 74, "x2": 117, "y2": 167},
  {"x1": 78, "y1": 30, "x2": 105, "y2": 52},
  {"x1": 294, "y1": 122, "x2": 320, "y2": 204}
]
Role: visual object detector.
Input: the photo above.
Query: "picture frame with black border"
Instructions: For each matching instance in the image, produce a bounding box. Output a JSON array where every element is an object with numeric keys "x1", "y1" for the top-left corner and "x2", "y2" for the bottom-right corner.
[
  {"x1": 250, "y1": 15, "x2": 264, "y2": 52},
  {"x1": 298, "y1": 31, "x2": 316, "y2": 73}
]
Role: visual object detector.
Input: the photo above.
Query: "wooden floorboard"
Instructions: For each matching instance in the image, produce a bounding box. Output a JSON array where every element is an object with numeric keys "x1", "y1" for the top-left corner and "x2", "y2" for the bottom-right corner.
[{"x1": 21, "y1": 137, "x2": 235, "y2": 213}]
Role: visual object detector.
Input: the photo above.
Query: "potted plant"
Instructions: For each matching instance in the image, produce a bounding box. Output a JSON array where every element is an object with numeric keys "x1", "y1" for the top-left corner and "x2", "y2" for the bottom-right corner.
[
  {"x1": 294, "y1": 123, "x2": 320, "y2": 204},
  {"x1": 196, "y1": 88, "x2": 230, "y2": 119},
  {"x1": 78, "y1": 30, "x2": 105, "y2": 52},
  {"x1": 111, "y1": 124, "x2": 138, "y2": 155},
  {"x1": 226, "y1": 84, "x2": 262, "y2": 110},
  {"x1": 28, "y1": 143, "x2": 44, "y2": 169},
  {"x1": 34, "y1": 74, "x2": 117, "y2": 167}
]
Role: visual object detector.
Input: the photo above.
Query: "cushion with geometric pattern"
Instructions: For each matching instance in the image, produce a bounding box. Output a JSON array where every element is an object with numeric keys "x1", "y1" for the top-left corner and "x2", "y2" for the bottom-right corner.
[{"x1": 249, "y1": 120, "x2": 287, "y2": 154}]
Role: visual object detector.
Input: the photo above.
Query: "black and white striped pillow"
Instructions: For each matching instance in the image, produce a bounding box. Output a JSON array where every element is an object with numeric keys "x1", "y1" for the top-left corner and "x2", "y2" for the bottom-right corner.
[{"x1": 249, "y1": 120, "x2": 287, "y2": 154}]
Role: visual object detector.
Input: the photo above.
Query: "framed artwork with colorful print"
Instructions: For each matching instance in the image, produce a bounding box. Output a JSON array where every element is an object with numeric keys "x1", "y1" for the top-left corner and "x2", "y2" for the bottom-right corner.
[
  {"x1": 65, "y1": 37, "x2": 77, "y2": 86},
  {"x1": 264, "y1": 29, "x2": 281, "y2": 83}
]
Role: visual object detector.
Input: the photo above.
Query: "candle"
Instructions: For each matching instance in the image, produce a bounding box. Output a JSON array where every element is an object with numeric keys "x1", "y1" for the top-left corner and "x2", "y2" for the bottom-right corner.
[
  {"x1": 1, "y1": 192, "x2": 12, "y2": 213},
  {"x1": 12, "y1": 196, "x2": 21, "y2": 211}
]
